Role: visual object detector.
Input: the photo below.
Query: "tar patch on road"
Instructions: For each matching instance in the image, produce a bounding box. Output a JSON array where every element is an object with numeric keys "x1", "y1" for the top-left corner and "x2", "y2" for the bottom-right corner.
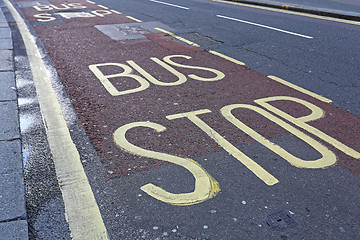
[{"x1": 96, "y1": 21, "x2": 175, "y2": 40}]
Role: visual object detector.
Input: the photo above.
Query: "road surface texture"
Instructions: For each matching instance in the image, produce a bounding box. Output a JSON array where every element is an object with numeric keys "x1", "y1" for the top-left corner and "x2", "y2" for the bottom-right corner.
[{"x1": 1, "y1": 0, "x2": 359, "y2": 239}]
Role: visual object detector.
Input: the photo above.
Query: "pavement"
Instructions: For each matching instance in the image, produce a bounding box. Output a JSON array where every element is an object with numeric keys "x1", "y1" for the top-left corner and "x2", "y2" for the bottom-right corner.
[
  {"x1": 0, "y1": 0, "x2": 29, "y2": 239},
  {"x1": 0, "y1": 0, "x2": 358, "y2": 239}
]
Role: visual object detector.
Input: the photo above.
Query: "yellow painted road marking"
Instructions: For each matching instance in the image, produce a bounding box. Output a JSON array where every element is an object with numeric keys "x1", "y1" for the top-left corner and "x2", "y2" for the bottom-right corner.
[
  {"x1": 111, "y1": 9, "x2": 122, "y2": 15},
  {"x1": 114, "y1": 122, "x2": 220, "y2": 205},
  {"x1": 268, "y1": 76, "x2": 332, "y2": 103},
  {"x1": 127, "y1": 15, "x2": 142, "y2": 22},
  {"x1": 154, "y1": 28, "x2": 247, "y2": 65},
  {"x1": 256, "y1": 96, "x2": 360, "y2": 159},
  {"x1": 89, "y1": 55, "x2": 225, "y2": 96},
  {"x1": 282, "y1": 5, "x2": 292, "y2": 10},
  {"x1": 221, "y1": 103, "x2": 337, "y2": 168},
  {"x1": 208, "y1": 50, "x2": 246, "y2": 65},
  {"x1": 213, "y1": 0, "x2": 360, "y2": 26},
  {"x1": 151, "y1": 5, "x2": 331, "y2": 104},
  {"x1": 89, "y1": 62, "x2": 150, "y2": 96},
  {"x1": 167, "y1": 110, "x2": 279, "y2": 186},
  {"x1": 97, "y1": 4, "x2": 109, "y2": 10},
  {"x1": 155, "y1": 27, "x2": 201, "y2": 47},
  {"x1": 4, "y1": 0, "x2": 109, "y2": 239},
  {"x1": 163, "y1": 55, "x2": 225, "y2": 81},
  {"x1": 127, "y1": 58, "x2": 187, "y2": 86}
]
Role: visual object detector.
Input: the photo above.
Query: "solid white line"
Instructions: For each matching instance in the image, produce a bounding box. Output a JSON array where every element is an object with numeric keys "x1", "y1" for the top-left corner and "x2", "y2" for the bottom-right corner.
[
  {"x1": 217, "y1": 14, "x2": 313, "y2": 39},
  {"x1": 150, "y1": 0, "x2": 189, "y2": 10}
]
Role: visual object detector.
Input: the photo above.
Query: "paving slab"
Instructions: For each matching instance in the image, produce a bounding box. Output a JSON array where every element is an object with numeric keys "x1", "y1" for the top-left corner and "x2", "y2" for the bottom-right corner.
[
  {"x1": 0, "y1": 72, "x2": 16, "y2": 100},
  {"x1": 0, "y1": 140, "x2": 22, "y2": 175},
  {"x1": 0, "y1": 173, "x2": 26, "y2": 222},
  {"x1": 0, "y1": 27, "x2": 11, "y2": 38},
  {"x1": 0, "y1": 14, "x2": 7, "y2": 25},
  {"x1": 0, "y1": 8, "x2": 6, "y2": 22},
  {"x1": 0, "y1": 37, "x2": 12, "y2": 49},
  {"x1": 0, "y1": 101, "x2": 20, "y2": 141},
  {"x1": 0, "y1": 49, "x2": 13, "y2": 71},
  {"x1": 0, "y1": 2, "x2": 28, "y2": 240},
  {"x1": 0, "y1": 139, "x2": 26, "y2": 222},
  {"x1": 0, "y1": 220, "x2": 28, "y2": 239}
]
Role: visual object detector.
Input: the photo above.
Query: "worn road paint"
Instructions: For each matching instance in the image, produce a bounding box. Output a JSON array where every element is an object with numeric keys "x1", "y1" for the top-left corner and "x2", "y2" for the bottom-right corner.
[
  {"x1": 282, "y1": 5, "x2": 292, "y2": 10},
  {"x1": 4, "y1": 0, "x2": 109, "y2": 239},
  {"x1": 32, "y1": 3, "x2": 114, "y2": 21},
  {"x1": 126, "y1": 15, "x2": 142, "y2": 22},
  {"x1": 33, "y1": 3, "x2": 87, "y2": 11},
  {"x1": 208, "y1": 50, "x2": 246, "y2": 65},
  {"x1": 155, "y1": 28, "x2": 201, "y2": 47}
]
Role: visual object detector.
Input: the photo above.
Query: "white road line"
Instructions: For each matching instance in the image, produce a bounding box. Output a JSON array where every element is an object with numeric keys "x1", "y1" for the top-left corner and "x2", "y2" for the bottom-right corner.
[
  {"x1": 217, "y1": 14, "x2": 313, "y2": 39},
  {"x1": 150, "y1": 0, "x2": 189, "y2": 10}
]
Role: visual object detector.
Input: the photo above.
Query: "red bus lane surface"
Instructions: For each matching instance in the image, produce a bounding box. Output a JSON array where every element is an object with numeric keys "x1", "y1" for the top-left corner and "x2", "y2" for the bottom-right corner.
[{"x1": 16, "y1": 0, "x2": 360, "y2": 238}]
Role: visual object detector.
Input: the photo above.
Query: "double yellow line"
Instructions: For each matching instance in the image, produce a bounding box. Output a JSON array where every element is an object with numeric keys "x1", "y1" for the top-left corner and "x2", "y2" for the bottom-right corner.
[{"x1": 4, "y1": 0, "x2": 109, "y2": 239}]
